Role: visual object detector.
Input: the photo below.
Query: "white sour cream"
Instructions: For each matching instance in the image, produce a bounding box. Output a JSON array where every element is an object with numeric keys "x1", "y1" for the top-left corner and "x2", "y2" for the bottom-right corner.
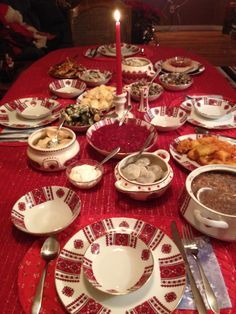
[{"x1": 69, "y1": 164, "x2": 101, "y2": 182}]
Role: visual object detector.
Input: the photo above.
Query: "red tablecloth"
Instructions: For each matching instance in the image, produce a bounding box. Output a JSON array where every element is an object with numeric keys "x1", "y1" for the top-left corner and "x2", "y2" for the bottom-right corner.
[{"x1": 0, "y1": 45, "x2": 236, "y2": 314}]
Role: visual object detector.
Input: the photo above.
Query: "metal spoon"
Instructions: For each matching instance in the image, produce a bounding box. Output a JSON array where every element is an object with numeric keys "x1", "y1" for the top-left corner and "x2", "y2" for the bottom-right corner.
[
  {"x1": 96, "y1": 147, "x2": 121, "y2": 169},
  {"x1": 31, "y1": 237, "x2": 60, "y2": 314},
  {"x1": 47, "y1": 115, "x2": 65, "y2": 148}
]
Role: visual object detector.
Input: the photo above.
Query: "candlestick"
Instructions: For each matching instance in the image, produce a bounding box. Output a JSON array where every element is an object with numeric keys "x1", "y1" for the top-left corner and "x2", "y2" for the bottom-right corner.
[{"x1": 114, "y1": 9, "x2": 122, "y2": 95}]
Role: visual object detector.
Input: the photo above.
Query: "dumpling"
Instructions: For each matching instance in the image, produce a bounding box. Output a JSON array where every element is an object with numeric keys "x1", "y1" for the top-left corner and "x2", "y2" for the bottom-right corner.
[
  {"x1": 147, "y1": 165, "x2": 163, "y2": 181},
  {"x1": 136, "y1": 169, "x2": 156, "y2": 184},
  {"x1": 122, "y1": 164, "x2": 141, "y2": 180},
  {"x1": 135, "y1": 157, "x2": 151, "y2": 167}
]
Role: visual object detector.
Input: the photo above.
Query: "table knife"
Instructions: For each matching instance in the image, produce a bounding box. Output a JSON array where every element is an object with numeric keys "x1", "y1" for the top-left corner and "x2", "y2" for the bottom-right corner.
[
  {"x1": 171, "y1": 221, "x2": 208, "y2": 314},
  {"x1": 186, "y1": 94, "x2": 223, "y2": 99}
]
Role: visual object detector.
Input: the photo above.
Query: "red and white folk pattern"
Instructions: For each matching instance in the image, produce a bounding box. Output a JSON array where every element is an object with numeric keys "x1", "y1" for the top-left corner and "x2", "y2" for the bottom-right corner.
[
  {"x1": 83, "y1": 219, "x2": 114, "y2": 243},
  {"x1": 106, "y1": 232, "x2": 137, "y2": 248},
  {"x1": 126, "y1": 296, "x2": 171, "y2": 314},
  {"x1": 82, "y1": 257, "x2": 101, "y2": 288},
  {"x1": 129, "y1": 265, "x2": 154, "y2": 292}
]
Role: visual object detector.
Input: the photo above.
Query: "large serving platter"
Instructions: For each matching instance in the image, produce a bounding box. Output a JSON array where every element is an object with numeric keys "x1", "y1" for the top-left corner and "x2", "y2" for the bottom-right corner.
[
  {"x1": 55, "y1": 217, "x2": 186, "y2": 314},
  {"x1": 155, "y1": 60, "x2": 205, "y2": 76},
  {"x1": 179, "y1": 98, "x2": 236, "y2": 129},
  {"x1": 169, "y1": 133, "x2": 236, "y2": 171},
  {"x1": 0, "y1": 97, "x2": 61, "y2": 129},
  {"x1": 98, "y1": 43, "x2": 140, "y2": 57}
]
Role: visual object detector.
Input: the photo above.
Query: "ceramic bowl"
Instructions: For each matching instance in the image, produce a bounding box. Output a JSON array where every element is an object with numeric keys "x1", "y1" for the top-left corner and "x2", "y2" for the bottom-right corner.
[
  {"x1": 49, "y1": 79, "x2": 86, "y2": 98},
  {"x1": 129, "y1": 81, "x2": 164, "y2": 102},
  {"x1": 83, "y1": 231, "x2": 154, "y2": 295},
  {"x1": 11, "y1": 186, "x2": 81, "y2": 236},
  {"x1": 66, "y1": 159, "x2": 104, "y2": 189},
  {"x1": 159, "y1": 73, "x2": 193, "y2": 91},
  {"x1": 122, "y1": 57, "x2": 155, "y2": 84},
  {"x1": 27, "y1": 126, "x2": 80, "y2": 171},
  {"x1": 78, "y1": 69, "x2": 112, "y2": 87},
  {"x1": 144, "y1": 106, "x2": 188, "y2": 131},
  {"x1": 179, "y1": 165, "x2": 236, "y2": 241},
  {"x1": 114, "y1": 150, "x2": 174, "y2": 200},
  {"x1": 86, "y1": 118, "x2": 157, "y2": 159},
  {"x1": 193, "y1": 97, "x2": 235, "y2": 119}
]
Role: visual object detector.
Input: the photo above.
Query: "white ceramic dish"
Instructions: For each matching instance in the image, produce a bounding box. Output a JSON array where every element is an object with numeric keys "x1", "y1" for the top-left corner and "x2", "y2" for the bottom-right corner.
[
  {"x1": 122, "y1": 57, "x2": 155, "y2": 84},
  {"x1": 78, "y1": 69, "x2": 112, "y2": 87},
  {"x1": 155, "y1": 60, "x2": 205, "y2": 76},
  {"x1": 179, "y1": 97, "x2": 236, "y2": 129},
  {"x1": 11, "y1": 186, "x2": 81, "y2": 236},
  {"x1": 169, "y1": 133, "x2": 236, "y2": 171},
  {"x1": 49, "y1": 79, "x2": 86, "y2": 98},
  {"x1": 83, "y1": 231, "x2": 154, "y2": 295},
  {"x1": 15, "y1": 98, "x2": 58, "y2": 120},
  {"x1": 97, "y1": 43, "x2": 140, "y2": 57},
  {"x1": 128, "y1": 81, "x2": 163, "y2": 102},
  {"x1": 55, "y1": 217, "x2": 186, "y2": 313},
  {"x1": 66, "y1": 159, "x2": 103, "y2": 189},
  {"x1": 114, "y1": 150, "x2": 174, "y2": 201},
  {"x1": 159, "y1": 73, "x2": 193, "y2": 91},
  {"x1": 180, "y1": 165, "x2": 236, "y2": 241},
  {"x1": 86, "y1": 118, "x2": 157, "y2": 159},
  {"x1": 27, "y1": 126, "x2": 80, "y2": 171},
  {"x1": 144, "y1": 106, "x2": 188, "y2": 131},
  {"x1": 193, "y1": 97, "x2": 235, "y2": 119},
  {"x1": 0, "y1": 97, "x2": 61, "y2": 129}
]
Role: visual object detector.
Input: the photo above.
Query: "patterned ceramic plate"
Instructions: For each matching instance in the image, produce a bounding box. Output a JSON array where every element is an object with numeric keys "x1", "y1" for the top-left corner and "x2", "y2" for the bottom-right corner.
[
  {"x1": 169, "y1": 133, "x2": 236, "y2": 171},
  {"x1": 55, "y1": 217, "x2": 186, "y2": 313},
  {"x1": 180, "y1": 98, "x2": 236, "y2": 129},
  {"x1": 0, "y1": 97, "x2": 61, "y2": 129},
  {"x1": 83, "y1": 231, "x2": 154, "y2": 295},
  {"x1": 155, "y1": 60, "x2": 205, "y2": 76},
  {"x1": 11, "y1": 186, "x2": 81, "y2": 236},
  {"x1": 49, "y1": 79, "x2": 86, "y2": 99},
  {"x1": 98, "y1": 43, "x2": 140, "y2": 57}
]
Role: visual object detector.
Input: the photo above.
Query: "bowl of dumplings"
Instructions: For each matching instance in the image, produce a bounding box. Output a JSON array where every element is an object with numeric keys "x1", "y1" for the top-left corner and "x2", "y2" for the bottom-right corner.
[
  {"x1": 27, "y1": 126, "x2": 80, "y2": 171},
  {"x1": 114, "y1": 150, "x2": 174, "y2": 200}
]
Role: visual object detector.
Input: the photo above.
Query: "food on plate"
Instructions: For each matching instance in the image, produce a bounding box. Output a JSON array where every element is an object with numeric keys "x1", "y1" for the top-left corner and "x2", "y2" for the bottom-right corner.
[
  {"x1": 34, "y1": 128, "x2": 72, "y2": 149},
  {"x1": 122, "y1": 156, "x2": 164, "y2": 184},
  {"x1": 78, "y1": 85, "x2": 115, "y2": 111},
  {"x1": 90, "y1": 121, "x2": 153, "y2": 154},
  {"x1": 63, "y1": 104, "x2": 101, "y2": 127},
  {"x1": 122, "y1": 57, "x2": 150, "y2": 67},
  {"x1": 191, "y1": 171, "x2": 236, "y2": 215},
  {"x1": 160, "y1": 73, "x2": 192, "y2": 86},
  {"x1": 176, "y1": 136, "x2": 236, "y2": 166},
  {"x1": 162, "y1": 56, "x2": 195, "y2": 73},
  {"x1": 130, "y1": 80, "x2": 163, "y2": 98},
  {"x1": 79, "y1": 69, "x2": 111, "y2": 83},
  {"x1": 48, "y1": 57, "x2": 86, "y2": 78}
]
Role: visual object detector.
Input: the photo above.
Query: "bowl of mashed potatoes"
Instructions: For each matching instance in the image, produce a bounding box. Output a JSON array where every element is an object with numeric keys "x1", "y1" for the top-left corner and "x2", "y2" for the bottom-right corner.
[{"x1": 27, "y1": 126, "x2": 80, "y2": 171}]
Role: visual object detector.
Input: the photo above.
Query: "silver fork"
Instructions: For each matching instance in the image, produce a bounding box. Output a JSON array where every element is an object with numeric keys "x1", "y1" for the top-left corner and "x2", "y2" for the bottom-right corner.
[{"x1": 183, "y1": 225, "x2": 220, "y2": 314}]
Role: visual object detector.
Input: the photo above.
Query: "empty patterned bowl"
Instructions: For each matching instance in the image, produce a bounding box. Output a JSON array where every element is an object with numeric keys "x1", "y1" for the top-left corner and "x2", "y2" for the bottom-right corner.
[
  {"x1": 83, "y1": 231, "x2": 154, "y2": 295},
  {"x1": 144, "y1": 106, "x2": 188, "y2": 131},
  {"x1": 11, "y1": 186, "x2": 81, "y2": 236},
  {"x1": 49, "y1": 79, "x2": 86, "y2": 98}
]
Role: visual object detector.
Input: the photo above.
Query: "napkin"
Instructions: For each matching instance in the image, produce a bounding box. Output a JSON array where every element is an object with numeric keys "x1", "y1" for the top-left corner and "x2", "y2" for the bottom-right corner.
[{"x1": 178, "y1": 236, "x2": 232, "y2": 310}]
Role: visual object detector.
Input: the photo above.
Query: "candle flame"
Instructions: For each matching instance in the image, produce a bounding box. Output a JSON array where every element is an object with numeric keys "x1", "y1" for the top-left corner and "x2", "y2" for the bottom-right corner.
[{"x1": 114, "y1": 9, "x2": 120, "y2": 22}]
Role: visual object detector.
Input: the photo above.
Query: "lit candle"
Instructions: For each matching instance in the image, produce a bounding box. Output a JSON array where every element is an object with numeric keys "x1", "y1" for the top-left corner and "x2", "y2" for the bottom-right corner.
[{"x1": 114, "y1": 9, "x2": 122, "y2": 95}]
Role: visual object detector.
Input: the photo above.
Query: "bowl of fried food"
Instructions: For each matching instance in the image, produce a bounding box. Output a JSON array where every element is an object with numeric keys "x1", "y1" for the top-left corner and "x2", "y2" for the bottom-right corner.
[
  {"x1": 170, "y1": 134, "x2": 236, "y2": 170},
  {"x1": 48, "y1": 57, "x2": 86, "y2": 79}
]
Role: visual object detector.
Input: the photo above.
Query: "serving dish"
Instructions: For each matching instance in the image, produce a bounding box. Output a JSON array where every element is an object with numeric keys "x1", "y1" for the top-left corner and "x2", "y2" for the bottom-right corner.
[
  {"x1": 178, "y1": 97, "x2": 236, "y2": 129},
  {"x1": 114, "y1": 150, "x2": 173, "y2": 200},
  {"x1": 122, "y1": 57, "x2": 155, "y2": 84},
  {"x1": 159, "y1": 73, "x2": 193, "y2": 91},
  {"x1": 55, "y1": 217, "x2": 186, "y2": 313},
  {"x1": 27, "y1": 126, "x2": 80, "y2": 171},
  {"x1": 49, "y1": 79, "x2": 86, "y2": 98},
  {"x1": 193, "y1": 97, "x2": 236, "y2": 120},
  {"x1": 155, "y1": 59, "x2": 205, "y2": 76},
  {"x1": 144, "y1": 106, "x2": 188, "y2": 131},
  {"x1": 0, "y1": 97, "x2": 61, "y2": 129},
  {"x1": 179, "y1": 164, "x2": 236, "y2": 241},
  {"x1": 128, "y1": 81, "x2": 163, "y2": 102},
  {"x1": 86, "y1": 118, "x2": 157, "y2": 158},
  {"x1": 66, "y1": 159, "x2": 103, "y2": 189},
  {"x1": 83, "y1": 231, "x2": 154, "y2": 295},
  {"x1": 97, "y1": 43, "x2": 140, "y2": 57},
  {"x1": 169, "y1": 133, "x2": 236, "y2": 171},
  {"x1": 48, "y1": 57, "x2": 86, "y2": 78},
  {"x1": 11, "y1": 186, "x2": 81, "y2": 236},
  {"x1": 78, "y1": 69, "x2": 112, "y2": 87}
]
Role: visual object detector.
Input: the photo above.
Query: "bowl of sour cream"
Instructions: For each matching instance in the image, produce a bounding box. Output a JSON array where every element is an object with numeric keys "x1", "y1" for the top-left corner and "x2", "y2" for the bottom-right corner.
[{"x1": 66, "y1": 159, "x2": 104, "y2": 189}]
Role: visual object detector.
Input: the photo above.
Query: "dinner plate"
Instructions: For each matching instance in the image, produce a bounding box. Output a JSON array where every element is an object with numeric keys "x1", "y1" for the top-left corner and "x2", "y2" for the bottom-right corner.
[
  {"x1": 155, "y1": 60, "x2": 205, "y2": 76},
  {"x1": 55, "y1": 217, "x2": 186, "y2": 313},
  {"x1": 0, "y1": 97, "x2": 61, "y2": 129},
  {"x1": 169, "y1": 133, "x2": 236, "y2": 171},
  {"x1": 98, "y1": 43, "x2": 140, "y2": 57},
  {"x1": 179, "y1": 98, "x2": 236, "y2": 129}
]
